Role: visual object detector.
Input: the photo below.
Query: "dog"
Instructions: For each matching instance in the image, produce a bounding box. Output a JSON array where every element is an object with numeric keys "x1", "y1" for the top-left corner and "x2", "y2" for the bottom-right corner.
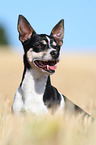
[{"x1": 12, "y1": 15, "x2": 90, "y2": 116}]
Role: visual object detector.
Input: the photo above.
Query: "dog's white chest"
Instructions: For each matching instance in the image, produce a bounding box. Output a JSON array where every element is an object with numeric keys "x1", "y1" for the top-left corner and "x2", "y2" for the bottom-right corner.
[
  {"x1": 13, "y1": 69, "x2": 48, "y2": 115},
  {"x1": 23, "y1": 70, "x2": 48, "y2": 114}
]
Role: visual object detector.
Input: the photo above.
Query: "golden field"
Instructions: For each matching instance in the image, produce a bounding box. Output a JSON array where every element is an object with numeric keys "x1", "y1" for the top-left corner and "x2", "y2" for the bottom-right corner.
[{"x1": 0, "y1": 47, "x2": 96, "y2": 145}]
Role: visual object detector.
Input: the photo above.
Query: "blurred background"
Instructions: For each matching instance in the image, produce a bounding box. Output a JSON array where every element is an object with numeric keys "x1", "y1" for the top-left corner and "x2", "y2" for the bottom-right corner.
[
  {"x1": 0, "y1": 0, "x2": 96, "y2": 117},
  {"x1": 0, "y1": 0, "x2": 96, "y2": 53}
]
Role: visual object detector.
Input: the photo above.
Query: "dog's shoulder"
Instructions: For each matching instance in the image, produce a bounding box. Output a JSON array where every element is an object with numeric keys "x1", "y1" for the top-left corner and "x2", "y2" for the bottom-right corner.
[{"x1": 43, "y1": 76, "x2": 64, "y2": 111}]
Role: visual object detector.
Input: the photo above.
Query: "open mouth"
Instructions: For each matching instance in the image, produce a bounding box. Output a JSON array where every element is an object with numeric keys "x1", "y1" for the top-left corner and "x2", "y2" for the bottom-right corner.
[{"x1": 33, "y1": 59, "x2": 59, "y2": 74}]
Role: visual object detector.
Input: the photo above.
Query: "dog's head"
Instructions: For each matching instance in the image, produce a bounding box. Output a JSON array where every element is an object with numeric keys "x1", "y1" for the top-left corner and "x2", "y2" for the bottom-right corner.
[{"x1": 18, "y1": 15, "x2": 64, "y2": 75}]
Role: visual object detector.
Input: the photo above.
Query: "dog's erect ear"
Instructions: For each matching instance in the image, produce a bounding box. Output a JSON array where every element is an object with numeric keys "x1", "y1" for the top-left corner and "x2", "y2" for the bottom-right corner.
[
  {"x1": 51, "y1": 19, "x2": 64, "y2": 46},
  {"x1": 18, "y1": 15, "x2": 36, "y2": 42}
]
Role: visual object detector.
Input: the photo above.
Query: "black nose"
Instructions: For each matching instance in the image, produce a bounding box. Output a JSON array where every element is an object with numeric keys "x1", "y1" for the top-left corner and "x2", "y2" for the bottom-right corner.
[{"x1": 50, "y1": 50, "x2": 59, "y2": 59}]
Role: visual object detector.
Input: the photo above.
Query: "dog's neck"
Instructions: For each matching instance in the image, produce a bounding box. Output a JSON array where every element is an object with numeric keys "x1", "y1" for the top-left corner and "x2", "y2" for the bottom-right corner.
[
  {"x1": 20, "y1": 68, "x2": 48, "y2": 114},
  {"x1": 26, "y1": 68, "x2": 48, "y2": 80},
  {"x1": 21, "y1": 68, "x2": 48, "y2": 95}
]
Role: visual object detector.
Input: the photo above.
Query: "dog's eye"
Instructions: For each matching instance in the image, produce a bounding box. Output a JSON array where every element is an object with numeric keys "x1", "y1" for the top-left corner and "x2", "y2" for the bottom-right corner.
[
  {"x1": 33, "y1": 43, "x2": 45, "y2": 52},
  {"x1": 36, "y1": 43, "x2": 45, "y2": 50},
  {"x1": 37, "y1": 44, "x2": 42, "y2": 48}
]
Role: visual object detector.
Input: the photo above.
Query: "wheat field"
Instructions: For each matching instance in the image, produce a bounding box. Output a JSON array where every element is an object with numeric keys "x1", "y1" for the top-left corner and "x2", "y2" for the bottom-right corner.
[{"x1": 0, "y1": 47, "x2": 96, "y2": 145}]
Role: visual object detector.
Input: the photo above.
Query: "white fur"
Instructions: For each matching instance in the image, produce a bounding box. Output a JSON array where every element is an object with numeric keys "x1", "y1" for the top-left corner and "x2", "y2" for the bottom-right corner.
[
  {"x1": 52, "y1": 41, "x2": 57, "y2": 46},
  {"x1": 27, "y1": 48, "x2": 46, "y2": 62},
  {"x1": 46, "y1": 36, "x2": 51, "y2": 48},
  {"x1": 57, "y1": 93, "x2": 64, "y2": 113},
  {"x1": 41, "y1": 40, "x2": 47, "y2": 45},
  {"x1": 12, "y1": 69, "x2": 48, "y2": 115},
  {"x1": 46, "y1": 36, "x2": 57, "y2": 47},
  {"x1": 12, "y1": 87, "x2": 23, "y2": 112}
]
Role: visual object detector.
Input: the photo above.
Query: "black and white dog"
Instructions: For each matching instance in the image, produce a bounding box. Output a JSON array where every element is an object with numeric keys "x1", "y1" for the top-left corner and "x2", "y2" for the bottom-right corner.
[{"x1": 12, "y1": 15, "x2": 89, "y2": 116}]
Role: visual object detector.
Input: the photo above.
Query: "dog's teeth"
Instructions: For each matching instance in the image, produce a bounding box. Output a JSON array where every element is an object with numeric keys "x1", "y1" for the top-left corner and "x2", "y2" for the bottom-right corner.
[{"x1": 47, "y1": 65, "x2": 49, "y2": 70}]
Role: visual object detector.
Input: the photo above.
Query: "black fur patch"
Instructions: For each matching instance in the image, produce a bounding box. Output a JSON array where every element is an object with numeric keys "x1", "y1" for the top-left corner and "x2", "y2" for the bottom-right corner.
[
  {"x1": 22, "y1": 34, "x2": 60, "y2": 53},
  {"x1": 43, "y1": 76, "x2": 61, "y2": 109}
]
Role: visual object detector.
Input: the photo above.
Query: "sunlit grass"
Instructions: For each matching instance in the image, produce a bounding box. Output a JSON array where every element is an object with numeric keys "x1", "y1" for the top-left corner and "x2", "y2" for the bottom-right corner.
[{"x1": 0, "y1": 113, "x2": 96, "y2": 145}]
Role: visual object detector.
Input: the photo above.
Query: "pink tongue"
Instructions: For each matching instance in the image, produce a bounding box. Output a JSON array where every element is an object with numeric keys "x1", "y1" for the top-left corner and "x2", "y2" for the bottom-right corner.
[{"x1": 47, "y1": 65, "x2": 57, "y2": 71}]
